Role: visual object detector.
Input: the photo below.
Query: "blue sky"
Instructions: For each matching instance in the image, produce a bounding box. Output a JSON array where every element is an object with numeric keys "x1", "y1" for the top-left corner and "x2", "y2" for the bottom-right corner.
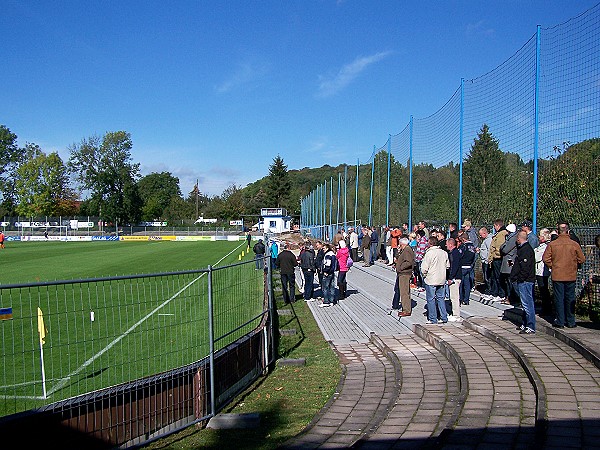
[{"x1": 2, "y1": 1, "x2": 598, "y2": 197}]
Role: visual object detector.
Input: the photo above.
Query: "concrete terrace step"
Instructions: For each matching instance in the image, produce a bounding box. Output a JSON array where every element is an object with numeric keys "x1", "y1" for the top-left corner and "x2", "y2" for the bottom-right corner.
[
  {"x1": 414, "y1": 322, "x2": 538, "y2": 449},
  {"x1": 355, "y1": 334, "x2": 463, "y2": 449},
  {"x1": 465, "y1": 317, "x2": 600, "y2": 449},
  {"x1": 281, "y1": 341, "x2": 398, "y2": 449}
]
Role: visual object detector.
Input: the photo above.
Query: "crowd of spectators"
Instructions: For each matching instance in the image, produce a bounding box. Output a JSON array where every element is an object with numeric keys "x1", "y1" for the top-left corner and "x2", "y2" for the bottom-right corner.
[{"x1": 260, "y1": 218, "x2": 597, "y2": 333}]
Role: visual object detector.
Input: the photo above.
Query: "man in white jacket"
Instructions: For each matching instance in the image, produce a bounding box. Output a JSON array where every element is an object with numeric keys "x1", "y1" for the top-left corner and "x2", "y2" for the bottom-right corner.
[{"x1": 420, "y1": 236, "x2": 450, "y2": 324}]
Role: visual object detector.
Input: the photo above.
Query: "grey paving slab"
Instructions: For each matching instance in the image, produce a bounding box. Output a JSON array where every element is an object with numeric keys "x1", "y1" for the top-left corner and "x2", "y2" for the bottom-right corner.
[{"x1": 283, "y1": 256, "x2": 600, "y2": 450}]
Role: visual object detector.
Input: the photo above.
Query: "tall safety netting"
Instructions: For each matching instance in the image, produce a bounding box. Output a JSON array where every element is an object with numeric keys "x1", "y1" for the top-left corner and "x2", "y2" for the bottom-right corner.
[
  {"x1": 537, "y1": 4, "x2": 600, "y2": 229},
  {"x1": 462, "y1": 35, "x2": 537, "y2": 229},
  {"x1": 301, "y1": 4, "x2": 599, "y2": 236},
  {"x1": 411, "y1": 89, "x2": 461, "y2": 229},
  {"x1": 389, "y1": 123, "x2": 410, "y2": 227}
]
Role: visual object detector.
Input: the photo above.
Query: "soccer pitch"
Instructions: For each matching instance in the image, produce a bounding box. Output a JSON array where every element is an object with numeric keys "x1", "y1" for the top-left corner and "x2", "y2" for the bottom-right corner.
[{"x1": 0, "y1": 240, "x2": 266, "y2": 417}]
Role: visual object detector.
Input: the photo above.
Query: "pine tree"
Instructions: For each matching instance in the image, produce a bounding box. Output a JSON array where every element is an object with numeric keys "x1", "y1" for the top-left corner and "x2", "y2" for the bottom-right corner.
[
  {"x1": 266, "y1": 155, "x2": 291, "y2": 208},
  {"x1": 462, "y1": 124, "x2": 508, "y2": 224}
]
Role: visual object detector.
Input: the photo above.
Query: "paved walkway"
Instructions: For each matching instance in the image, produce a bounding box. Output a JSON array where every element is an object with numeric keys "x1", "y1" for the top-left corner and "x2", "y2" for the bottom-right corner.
[{"x1": 281, "y1": 260, "x2": 600, "y2": 449}]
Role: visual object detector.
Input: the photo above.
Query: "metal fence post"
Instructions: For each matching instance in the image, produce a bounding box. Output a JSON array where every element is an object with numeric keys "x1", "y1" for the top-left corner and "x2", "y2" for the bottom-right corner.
[
  {"x1": 266, "y1": 246, "x2": 274, "y2": 365},
  {"x1": 207, "y1": 265, "x2": 216, "y2": 416},
  {"x1": 458, "y1": 77, "x2": 465, "y2": 227},
  {"x1": 532, "y1": 24, "x2": 541, "y2": 233}
]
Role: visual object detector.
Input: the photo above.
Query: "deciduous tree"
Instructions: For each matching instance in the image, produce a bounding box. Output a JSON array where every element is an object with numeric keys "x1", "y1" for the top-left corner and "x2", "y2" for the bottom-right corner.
[{"x1": 68, "y1": 131, "x2": 142, "y2": 225}]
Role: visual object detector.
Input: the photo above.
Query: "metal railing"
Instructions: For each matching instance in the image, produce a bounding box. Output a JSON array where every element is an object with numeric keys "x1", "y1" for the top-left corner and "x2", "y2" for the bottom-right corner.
[{"x1": 0, "y1": 256, "x2": 274, "y2": 448}]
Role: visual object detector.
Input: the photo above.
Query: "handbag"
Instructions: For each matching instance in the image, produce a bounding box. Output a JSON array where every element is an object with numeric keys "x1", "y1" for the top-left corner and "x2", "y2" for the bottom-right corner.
[{"x1": 347, "y1": 256, "x2": 353, "y2": 268}]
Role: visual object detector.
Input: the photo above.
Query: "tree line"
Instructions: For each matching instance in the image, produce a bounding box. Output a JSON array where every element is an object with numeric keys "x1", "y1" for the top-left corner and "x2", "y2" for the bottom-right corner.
[
  {"x1": 2, "y1": 124, "x2": 598, "y2": 227},
  {"x1": 0, "y1": 125, "x2": 302, "y2": 225}
]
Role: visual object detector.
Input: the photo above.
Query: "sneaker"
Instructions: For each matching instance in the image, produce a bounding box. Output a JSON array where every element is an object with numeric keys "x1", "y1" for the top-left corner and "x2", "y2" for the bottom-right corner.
[
  {"x1": 519, "y1": 327, "x2": 535, "y2": 334},
  {"x1": 304, "y1": 298, "x2": 315, "y2": 302},
  {"x1": 425, "y1": 320, "x2": 436, "y2": 324},
  {"x1": 319, "y1": 303, "x2": 331, "y2": 308},
  {"x1": 552, "y1": 322, "x2": 564, "y2": 328},
  {"x1": 439, "y1": 321, "x2": 448, "y2": 324},
  {"x1": 417, "y1": 287, "x2": 425, "y2": 292},
  {"x1": 388, "y1": 309, "x2": 398, "y2": 315},
  {"x1": 447, "y1": 315, "x2": 458, "y2": 322},
  {"x1": 516, "y1": 324, "x2": 526, "y2": 331}
]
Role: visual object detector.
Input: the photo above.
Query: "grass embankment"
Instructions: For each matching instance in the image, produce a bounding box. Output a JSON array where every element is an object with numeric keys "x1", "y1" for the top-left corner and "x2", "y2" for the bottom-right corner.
[{"x1": 145, "y1": 289, "x2": 341, "y2": 450}]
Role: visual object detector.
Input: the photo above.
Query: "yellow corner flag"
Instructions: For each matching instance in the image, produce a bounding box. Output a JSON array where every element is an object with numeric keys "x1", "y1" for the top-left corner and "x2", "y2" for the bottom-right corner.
[{"x1": 37, "y1": 307, "x2": 47, "y2": 346}]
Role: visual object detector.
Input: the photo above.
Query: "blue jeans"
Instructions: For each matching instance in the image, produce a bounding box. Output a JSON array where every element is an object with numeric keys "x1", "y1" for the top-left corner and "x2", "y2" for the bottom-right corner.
[
  {"x1": 425, "y1": 284, "x2": 447, "y2": 323},
  {"x1": 255, "y1": 254, "x2": 264, "y2": 270},
  {"x1": 370, "y1": 242, "x2": 378, "y2": 264},
  {"x1": 321, "y1": 274, "x2": 336, "y2": 304},
  {"x1": 460, "y1": 268, "x2": 473, "y2": 304},
  {"x1": 517, "y1": 281, "x2": 536, "y2": 330},
  {"x1": 303, "y1": 270, "x2": 315, "y2": 300},
  {"x1": 553, "y1": 280, "x2": 576, "y2": 327}
]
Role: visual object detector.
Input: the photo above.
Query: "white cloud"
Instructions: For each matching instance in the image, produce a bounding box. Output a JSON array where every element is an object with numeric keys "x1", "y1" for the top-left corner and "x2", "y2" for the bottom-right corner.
[
  {"x1": 466, "y1": 20, "x2": 495, "y2": 37},
  {"x1": 215, "y1": 58, "x2": 271, "y2": 94},
  {"x1": 317, "y1": 51, "x2": 392, "y2": 98}
]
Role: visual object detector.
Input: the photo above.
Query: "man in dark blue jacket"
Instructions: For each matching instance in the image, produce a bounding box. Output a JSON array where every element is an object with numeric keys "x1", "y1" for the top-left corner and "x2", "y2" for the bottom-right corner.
[
  {"x1": 459, "y1": 234, "x2": 476, "y2": 305},
  {"x1": 446, "y1": 238, "x2": 462, "y2": 321},
  {"x1": 370, "y1": 226, "x2": 379, "y2": 265},
  {"x1": 511, "y1": 231, "x2": 536, "y2": 334}
]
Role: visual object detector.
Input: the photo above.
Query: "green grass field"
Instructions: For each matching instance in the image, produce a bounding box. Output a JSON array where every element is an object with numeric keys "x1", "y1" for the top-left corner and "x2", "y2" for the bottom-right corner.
[{"x1": 0, "y1": 240, "x2": 265, "y2": 417}]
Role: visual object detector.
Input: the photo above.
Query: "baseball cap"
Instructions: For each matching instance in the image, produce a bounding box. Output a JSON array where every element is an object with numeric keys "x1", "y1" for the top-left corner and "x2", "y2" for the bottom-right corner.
[{"x1": 462, "y1": 220, "x2": 472, "y2": 228}]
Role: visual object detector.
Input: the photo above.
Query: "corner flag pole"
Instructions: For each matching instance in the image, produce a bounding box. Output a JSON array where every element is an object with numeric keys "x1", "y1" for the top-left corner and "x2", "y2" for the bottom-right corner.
[{"x1": 37, "y1": 307, "x2": 48, "y2": 399}]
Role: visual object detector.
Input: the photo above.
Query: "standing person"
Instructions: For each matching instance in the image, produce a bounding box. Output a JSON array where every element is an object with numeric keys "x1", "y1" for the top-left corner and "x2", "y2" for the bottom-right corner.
[
  {"x1": 511, "y1": 231, "x2": 537, "y2": 334},
  {"x1": 479, "y1": 227, "x2": 493, "y2": 298},
  {"x1": 270, "y1": 240, "x2": 279, "y2": 270},
  {"x1": 414, "y1": 229, "x2": 429, "y2": 290},
  {"x1": 348, "y1": 227, "x2": 359, "y2": 263},
  {"x1": 421, "y1": 236, "x2": 449, "y2": 324},
  {"x1": 448, "y1": 223, "x2": 459, "y2": 240},
  {"x1": 385, "y1": 226, "x2": 394, "y2": 265},
  {"x1": 276, "y1": 243, "x2": 298, "y2": 304},
  {"x1": 520, "y1": 220, "x2": 539, "y2": 249},
  {"x1": 252, "y1": 238, "x2": 266, "y2": 270},
  {"x1": 446, "y1": 238, "x2": 462, "y2": 322},
  {"x1": 488, "y1": 219, "x2": 508, "y2": 302},
  {"x1": 361, "y1": 227, "x2": 372, "y2": 267},
  {"x1": 459, "y1": 234, "x2": 477, "y2": 305},
  {"x1": 300, "y1": 242, "x2": 316, "y2": 301},
  {"x1": 535, "y1": 228, "x2": 552, "y2": 317},
  {"x1": 314, "y1": 241, "x2": 325, "y2": 299},
  {"x1": 402, "y1": 223, "x2": 409, "y2": 235},
  {"x1": 390, "y1": 226, "x2": 402, "y2": 261},
  {"x1": 418, "y1": 221, "x2": 430, "y2": 239},
  {"x1": 336, "y1": 240, "x2": 350, "y2": 299},
  {"x1": 333, "y1": 229, "x2": 344, "y2": 247},
  {"x1": 543, "y1": 222, "x2": 586, "y2": 328},
  {"x1": 461, "y1": 220, "x2": 479, "y2": 249},
  {"x1": 395, "y1": 238, "x2": 415, "y2": 317},
  {"x1": 500, "y1": 223, "x2": 519, "y2": 305},
  {"x1": 320, "y1": 244, "x2": 338, "y2": 307},
  {"x1": 246, "y1": 232, "x2": 252, "y2": 250},
  {"x1": 436, "y1": 230, "x2": 447, "y2": 251},
  {"x1": 369, "y1": 226, "x2": 379, "y2": 265},
  {"x1": 0, "y1": 230, "x2": 5, "y2": 249}
]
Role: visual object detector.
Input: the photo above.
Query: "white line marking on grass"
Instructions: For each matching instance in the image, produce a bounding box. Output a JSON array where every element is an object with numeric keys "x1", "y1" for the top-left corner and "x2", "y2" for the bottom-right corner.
[{"x1": 48, "y1": 242, "x2": 245, "y2": 396}]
